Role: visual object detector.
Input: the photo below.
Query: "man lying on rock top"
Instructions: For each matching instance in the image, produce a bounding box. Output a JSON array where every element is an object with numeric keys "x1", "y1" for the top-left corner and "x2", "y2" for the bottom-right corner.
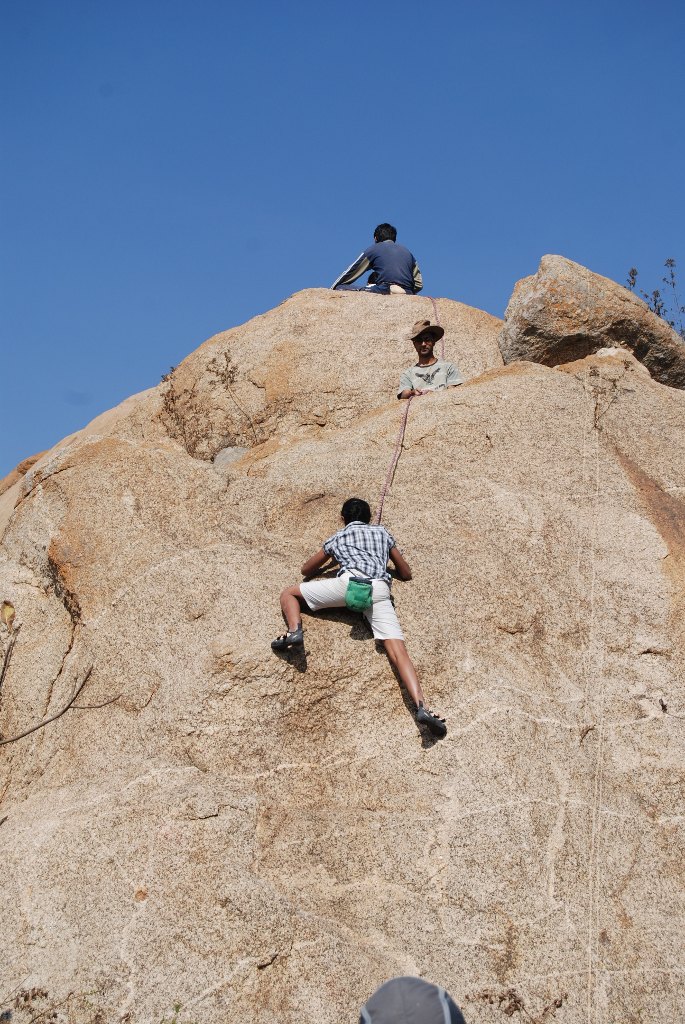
[
  {"x1": 271, "y1": 497, "x2": 447, "y2": 738},
  {"x1": 331, "y1": 222, "x2": 423, "y2": 295},
  {"x1": 398, "y1": 319, "x2": 464, "y2": 399}
]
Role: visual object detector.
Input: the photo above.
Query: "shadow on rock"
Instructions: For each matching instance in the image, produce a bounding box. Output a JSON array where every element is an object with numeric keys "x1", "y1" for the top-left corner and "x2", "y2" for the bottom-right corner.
[
  {"x1": 271, "y1": 646, "x2": 308, "y2": 673},
  {"x1": 315, "y1": 607, "x2": 374, "y2": 642},
  {"x1": 273, "y1": 608, "x2": 444, "y2": 745},
  {"x1": 373, "y1": 643, "x2": 444, "y2": 750}
]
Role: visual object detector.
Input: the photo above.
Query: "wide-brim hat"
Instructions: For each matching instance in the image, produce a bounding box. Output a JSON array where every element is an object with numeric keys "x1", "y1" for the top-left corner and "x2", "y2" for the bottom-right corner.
[{"x1": 408, "y1": 318, "x2": 444, "y2": 343}]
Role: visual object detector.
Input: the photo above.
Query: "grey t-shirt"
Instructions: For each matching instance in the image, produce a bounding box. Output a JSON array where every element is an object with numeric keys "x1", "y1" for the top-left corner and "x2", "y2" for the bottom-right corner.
[{"x1": 398, "y1": 358, "x2": 464, "y2": 397}]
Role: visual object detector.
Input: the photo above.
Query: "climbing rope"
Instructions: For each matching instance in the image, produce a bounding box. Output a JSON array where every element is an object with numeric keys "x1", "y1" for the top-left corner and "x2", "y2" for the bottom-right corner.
[
  {"x1": 374, "y1": 296, "x2": 444, "y2": 524},
  {"x1": 430, "y1": 296, "x2": 445, "y2": 359},
  {"x1": 373, "y1": 396, "x2": 413, "y2": 524}
]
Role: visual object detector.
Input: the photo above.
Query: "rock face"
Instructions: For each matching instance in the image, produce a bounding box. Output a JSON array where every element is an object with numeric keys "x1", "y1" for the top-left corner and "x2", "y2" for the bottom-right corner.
[
  {"x1": 499, "y1": 255, "x2": 685, "y2": 388},
  {"x1": 0, "y1": 286, "x2": 684, "y2": 1024},
  {"x1": 0, "y1": 451, "x2": 45, "y2": 498}
]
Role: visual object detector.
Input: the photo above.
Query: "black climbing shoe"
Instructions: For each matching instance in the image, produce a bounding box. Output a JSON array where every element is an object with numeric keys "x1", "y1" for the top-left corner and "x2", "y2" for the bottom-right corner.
[
  {"x1": 271, "y1": 626, "x2": 304, "y2": 651},
  {"x1": 417, "y1": 703, "x2": 447, "y2": 737}
]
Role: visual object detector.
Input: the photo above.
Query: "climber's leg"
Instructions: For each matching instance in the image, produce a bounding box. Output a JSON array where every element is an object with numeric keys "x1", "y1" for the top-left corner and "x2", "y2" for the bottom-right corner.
[
  {"x1": 279, "y1": 584, "x2": 304, "y2": 632},
  {"x1": 382, "y1": 638, "x2": 425, "y2": 708},
  {"x1": 369, "y1": 590, "x2": 446, "y2": 736},
  {"x1": 271, "y1": 585, "x2": 305, "y2": 650},
  {"x1": 273, "y1": 576, "x2": 349, "y2": 651}
]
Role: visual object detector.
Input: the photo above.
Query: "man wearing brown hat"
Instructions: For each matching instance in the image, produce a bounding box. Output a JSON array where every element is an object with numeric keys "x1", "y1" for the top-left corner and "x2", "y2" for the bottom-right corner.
[{"x1": 398, "y1": 320, "x2": 464, "y2": 399}]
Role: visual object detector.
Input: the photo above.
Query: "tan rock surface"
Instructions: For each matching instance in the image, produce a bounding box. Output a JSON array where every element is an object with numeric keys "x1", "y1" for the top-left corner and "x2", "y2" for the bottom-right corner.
[
  {"x1": 0, "y1": 451, "x2": 46, "y2": 498},
  {"x1": 0, "y1": 288, "x2": 683, "y2": 1024},
  {"x1": 499, "y1": 255, "x2": 685, "y2": 388}
]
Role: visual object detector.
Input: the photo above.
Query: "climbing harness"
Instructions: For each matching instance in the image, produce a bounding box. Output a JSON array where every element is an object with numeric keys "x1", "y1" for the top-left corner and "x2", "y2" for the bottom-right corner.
[{"x1": 373, "y1": 297, "x2": 443, "y2": 524}]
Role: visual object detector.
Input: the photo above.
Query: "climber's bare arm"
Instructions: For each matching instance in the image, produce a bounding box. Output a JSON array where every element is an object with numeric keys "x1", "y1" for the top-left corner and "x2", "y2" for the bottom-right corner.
[
  {"x1": 301, "y1": 548, "x2": 334, "y2": 578},
  {"x1": 389, "y1": 546, "x2": 412, "y2": 581}
]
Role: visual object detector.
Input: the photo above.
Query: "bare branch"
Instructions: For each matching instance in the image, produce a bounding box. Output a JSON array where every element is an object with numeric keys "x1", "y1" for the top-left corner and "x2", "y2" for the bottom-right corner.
[
  {"x1": 71, "y1": 692, "x2": 122, "y2": 710},
  {"x1": 28, "y1": 991, "x2": 74, "y2": 1023},
  {"x1": 0, "y1": 666, "x2": 93, "y2": 746},
  {"x1": 0, "y1": 624, "x2": 21, "y2": 692}
]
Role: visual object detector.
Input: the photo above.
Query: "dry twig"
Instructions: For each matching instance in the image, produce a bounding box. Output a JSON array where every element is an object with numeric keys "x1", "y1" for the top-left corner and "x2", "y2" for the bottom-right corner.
[
  {"x1": 0, "y1": 624, "x2": 21, "y2": 692},
  {"x1": 71, "y1": 692, "x2": 122, "y2": 710},
  {"x1": 0, "y1": 666, "x2": 93, "y2": 746}
]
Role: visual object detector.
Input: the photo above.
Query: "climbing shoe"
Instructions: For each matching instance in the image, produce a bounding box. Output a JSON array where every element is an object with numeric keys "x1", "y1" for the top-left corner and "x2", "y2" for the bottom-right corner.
[
  {"x1": 271, "y1": 626, "x2": 304, "y2": 651},
  {"x1": 416, "y1": 702, "x2": 447, "y2": 737}
]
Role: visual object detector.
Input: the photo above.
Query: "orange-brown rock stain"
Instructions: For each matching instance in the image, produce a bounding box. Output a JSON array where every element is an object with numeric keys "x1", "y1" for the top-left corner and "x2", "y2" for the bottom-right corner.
[{"x1": 614, "y1": 448, "x2": 685, "y2": 624}]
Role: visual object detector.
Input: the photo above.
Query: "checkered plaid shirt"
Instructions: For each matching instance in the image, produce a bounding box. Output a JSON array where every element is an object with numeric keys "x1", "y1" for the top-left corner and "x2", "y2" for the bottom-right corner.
[{"x1": 323, "y1": 521, "x2": 397, "y2": 583}]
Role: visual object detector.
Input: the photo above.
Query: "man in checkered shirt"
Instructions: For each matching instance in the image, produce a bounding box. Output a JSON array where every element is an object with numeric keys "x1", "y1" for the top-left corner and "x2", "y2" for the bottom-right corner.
[{"x1": 271, "y1": 497, "x2": 447, "y2": 737}]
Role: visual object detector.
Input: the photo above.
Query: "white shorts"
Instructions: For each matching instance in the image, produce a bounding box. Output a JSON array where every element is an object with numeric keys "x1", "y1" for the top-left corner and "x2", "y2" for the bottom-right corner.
[{"x1": 299, "y1": 572, "x2": 404, "y2": 641}]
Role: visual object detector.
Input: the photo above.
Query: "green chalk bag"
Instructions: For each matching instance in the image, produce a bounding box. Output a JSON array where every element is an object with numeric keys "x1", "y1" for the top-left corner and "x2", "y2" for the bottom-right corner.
[{"x1": 345, "y1": 577, "x2": 373, "y2": 611}]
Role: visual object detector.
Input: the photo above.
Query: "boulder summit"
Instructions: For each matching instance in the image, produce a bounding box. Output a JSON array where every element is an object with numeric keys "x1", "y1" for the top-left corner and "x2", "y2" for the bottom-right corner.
[{"x1": 1, "y1": 270, "x2": 683, "y2": 1023}]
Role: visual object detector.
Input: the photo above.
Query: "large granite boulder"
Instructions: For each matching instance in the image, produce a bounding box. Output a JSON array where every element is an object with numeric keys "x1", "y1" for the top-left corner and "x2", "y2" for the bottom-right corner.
[
  {"x1": 0, "y1": 289, "x2": 683, "y2": 1024},
  {"x1": 499, "y1": 255, "x2": 685, "y2": 388}
]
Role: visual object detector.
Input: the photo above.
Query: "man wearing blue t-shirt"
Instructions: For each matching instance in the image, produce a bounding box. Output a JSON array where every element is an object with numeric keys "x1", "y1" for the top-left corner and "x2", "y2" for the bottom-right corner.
[{"x1": 332, "y1": 223, "x2": 423, "y2": 295}]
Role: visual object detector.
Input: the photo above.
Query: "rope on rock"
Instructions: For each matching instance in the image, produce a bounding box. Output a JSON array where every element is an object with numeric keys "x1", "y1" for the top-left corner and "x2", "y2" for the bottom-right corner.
[
  {"x1": 374, "y1": 294, "x2": 445, "y2": 525},
  {"x1": 373, "y1": 395, "x2": 413, "y2": 524},
  {"x1": 430, "y1": 295, "x2": 445, "y2": 360}
]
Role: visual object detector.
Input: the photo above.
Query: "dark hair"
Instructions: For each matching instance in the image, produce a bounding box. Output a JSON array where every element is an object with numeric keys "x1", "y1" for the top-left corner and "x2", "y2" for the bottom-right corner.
[
  {"x1": 341, "y1": 497, "x2": 371, "y2": 524},
  {"x1": 374, "y1": 223, "x2": 397, "y2": 243}
]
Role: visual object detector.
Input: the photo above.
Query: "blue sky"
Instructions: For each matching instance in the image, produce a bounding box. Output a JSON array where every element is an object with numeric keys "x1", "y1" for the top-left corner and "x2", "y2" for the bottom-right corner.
[{"x1": 2, "y1": 0, "x2": 684, "y2": 476}]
